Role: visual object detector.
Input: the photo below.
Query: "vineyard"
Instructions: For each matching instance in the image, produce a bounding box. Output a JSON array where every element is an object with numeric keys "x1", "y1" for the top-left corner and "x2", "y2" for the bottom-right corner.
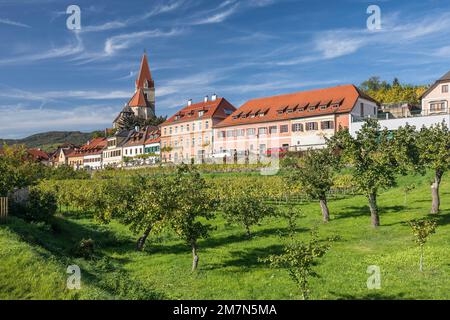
[{"x1": 1, "y1": 120, "x2": 449, "y2": 300}]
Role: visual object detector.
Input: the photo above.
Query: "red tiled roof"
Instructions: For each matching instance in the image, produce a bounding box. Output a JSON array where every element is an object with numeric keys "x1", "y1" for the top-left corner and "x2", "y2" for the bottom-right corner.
[
  {"x1": 144, "y1": 129, "x2": 161, "y2": 145},
  {"x1": 135, "y1": 53, "x2": 154, "y2": 89},
  {"x1": 215, "y1": 85, "x2": 378, "y2": 128},
  {"x1": 161, "y1": 97, "x2": 236, "y2": 126},
  {"x1": 123, "y1": 127, "x2": 160, "y2": 147},
  {"x1": 27, "y1": 149, "x2": 49, "y2": 161},
  {"x1": 128, "y1": 88, "x2": 148, "y2": 107},
  {"x1": 78, "y1": 137, "x2": 107, "y2": 155}
]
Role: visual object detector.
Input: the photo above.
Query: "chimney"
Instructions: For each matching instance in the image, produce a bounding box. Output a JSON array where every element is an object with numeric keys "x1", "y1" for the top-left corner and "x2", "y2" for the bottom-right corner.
[
  {"x1": 211, "y1": 93, "x2": 217, "y2": 101},
  {"x1": 188, "y1": 99, "x2": 192, "y2": 106},
  {"x1": 204, "y1": 95, "x2": 209, "y2": 103}
]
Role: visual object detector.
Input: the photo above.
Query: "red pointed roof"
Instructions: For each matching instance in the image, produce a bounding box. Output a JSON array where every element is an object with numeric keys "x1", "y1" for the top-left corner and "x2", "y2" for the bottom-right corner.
[
  {"x1": 128, "y1": 88, "x2": 148, "y2": 107},
  {"x1": 135, "y1": 53, "x2": 153, "y2": 89}
]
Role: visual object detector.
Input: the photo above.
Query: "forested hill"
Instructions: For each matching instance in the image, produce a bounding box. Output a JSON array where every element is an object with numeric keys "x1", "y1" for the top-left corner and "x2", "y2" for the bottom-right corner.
[{"x1": 0, "y1": 131, "x2": 98, "y2": 152}]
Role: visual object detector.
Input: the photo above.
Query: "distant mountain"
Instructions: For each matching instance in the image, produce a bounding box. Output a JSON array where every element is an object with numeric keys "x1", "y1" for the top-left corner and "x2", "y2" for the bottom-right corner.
[{"x1": 0, "y1": 131, "x2": 101, "y2": 152}]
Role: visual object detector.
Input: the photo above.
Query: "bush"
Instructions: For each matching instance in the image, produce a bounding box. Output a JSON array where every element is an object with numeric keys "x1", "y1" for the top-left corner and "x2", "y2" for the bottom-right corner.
[
  {"x1": 12, "y1": 187, "x2": 57, "y2": 222},
  {"x1": 72, "y1": 238, "x2": 95, "y2": 259}
]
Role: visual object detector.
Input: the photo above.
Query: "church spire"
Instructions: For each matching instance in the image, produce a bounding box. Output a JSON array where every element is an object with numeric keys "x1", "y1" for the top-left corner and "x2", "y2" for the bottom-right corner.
[{"x1": 135, "y1": 52, "x2": 153, "y2": 90}]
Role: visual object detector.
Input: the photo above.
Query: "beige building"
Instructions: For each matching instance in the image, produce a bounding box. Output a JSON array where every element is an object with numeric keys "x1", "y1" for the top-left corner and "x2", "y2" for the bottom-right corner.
[
  {"x1": 421, "y1": 71, "x2": 450, "y2": 115},
  {"x1": 160, "y1": 95, "x2": 236, "y2": 163}
]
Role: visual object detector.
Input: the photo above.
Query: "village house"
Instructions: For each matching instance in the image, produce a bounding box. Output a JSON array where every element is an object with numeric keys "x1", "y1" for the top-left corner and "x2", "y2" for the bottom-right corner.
[
  {"x1": 80, "y1": 137, "x2": 107, "y2": 170},
  {"x1": 50, "y1": 144, "x2": 78, "y2": 167},
  {"x1": 160, "y1": 95, "x2": 236, "y2": 163},
  {"x1": 421, "y1": 71, "x2": 450, "y2": 115},
  {"x1": 122, "y1": 126, "x2": 158, "y2": 166},
  {"x1": 102, "y1": 130, "x2": 131, "y2": 168},
  {"x1": 66, "y1": 149, "x2": 85, "y2": 170},
  {"x1": 144, "y1": 128, "x2": 161, "y2": 165},
  {"x1": 26, "y1": 149, "x2": 50, "y2": 165},
  {"x1": 213, "y1": 84, "x2": 378, "y2": 160}
]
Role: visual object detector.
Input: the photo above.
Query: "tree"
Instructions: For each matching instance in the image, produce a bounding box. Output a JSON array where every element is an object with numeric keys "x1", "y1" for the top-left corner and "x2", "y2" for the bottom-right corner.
[
  {"x1": 260, "y1": 229, "x2": 333, "y2": 300},
  {"x1": 327, "y1": 119, "x2": 401, "y2": 227},
  {"x1": 359, "y1": 76, "x2": 428, "y2": 105},
  {"x1": 168, "y1": 165, "x2": 216, "y2": 271},
  {"x1": 124, "y1": 176, "x2": 176, "y2": 251},
  {"x1": 221, "y1": 186, "x2": 275, "y2": 237},
  {"x1": 417, "y1": 123, "x2": 450, "y2": 214},
  {"x1": 409, "y1": 219, "x2": 437, "y2": 272},
  {"x1": 0, "y1": 144, "x2": 45, "y2": 196},
  {"x1": 288, "y1": 148, "x2": 338, "y2": 223}
]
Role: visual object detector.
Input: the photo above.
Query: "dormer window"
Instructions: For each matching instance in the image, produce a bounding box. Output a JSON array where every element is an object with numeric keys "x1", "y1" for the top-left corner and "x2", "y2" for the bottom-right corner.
[
  {"x1": 198, "y1": 111, "x2": 205, "y2": 117},
  {"x1": 309, "y1": 106, "x2": 316, "y2": 111},
  {"x1": 320, "y1": 105, "x2": 328, "y2": 110}
]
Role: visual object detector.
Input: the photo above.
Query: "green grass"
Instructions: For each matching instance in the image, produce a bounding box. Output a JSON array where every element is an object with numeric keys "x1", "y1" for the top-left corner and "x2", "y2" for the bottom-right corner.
[{"x1": 0, "y1": 172, "x2": 449, "y2": 300}]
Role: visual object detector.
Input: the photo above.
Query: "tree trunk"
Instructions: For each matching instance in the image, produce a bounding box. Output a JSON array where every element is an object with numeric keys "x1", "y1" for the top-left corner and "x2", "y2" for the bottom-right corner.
[
  {"x1": 419, "y1": 245, "x2": 424, "y2": 272},
  {"x1": 319, "y1": 197, "x2": 330, "y2": 223},
  {"x1": 245, "y1": 225, "x2": 252, "y2": 238},
  {"x1": 191, "y1": 241, "x2": 199, "y2": 272},
  {"x1": 136, "y1": 227, "x2": 152, "y2": 251},
  {"x1": 368, "y1": 192, "x2": 380, "y2": 227},
  {"x1": 430, "y1": 170, "x2": 443, "y2": 214}
]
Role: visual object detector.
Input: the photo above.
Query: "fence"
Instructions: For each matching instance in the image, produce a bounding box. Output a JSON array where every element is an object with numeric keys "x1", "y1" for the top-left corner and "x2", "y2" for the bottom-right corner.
[{"x1": 0, "y1": 197, "x2": 8, "y2": 219}]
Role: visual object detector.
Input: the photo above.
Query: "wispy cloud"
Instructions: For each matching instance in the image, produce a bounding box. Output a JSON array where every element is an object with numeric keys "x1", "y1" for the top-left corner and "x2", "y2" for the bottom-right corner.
[
  {"x1": 81, "y1": 0, "x2": 186, "y2": 33},
  {"x1": 272, "y1": 11, "x2": 450, "y2": 66},
  {"x1": 0, "y1": 17, "x2": 30, "y2": 28},
  {"x1": 104, "y1": 29, "x2": 182, "y2": 56},
  {"x1": 191, "y1": 2, "x2": 240, "y2": 25},
  {"x1": 0, "y1": 33, "x2": 83, "y2": 65}
]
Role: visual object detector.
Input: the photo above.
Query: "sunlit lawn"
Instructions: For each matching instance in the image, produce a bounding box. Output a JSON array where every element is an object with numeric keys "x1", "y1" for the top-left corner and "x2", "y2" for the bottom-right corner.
[{"x1": 0, "y1": 172, "x2": 449, "y2": 299}]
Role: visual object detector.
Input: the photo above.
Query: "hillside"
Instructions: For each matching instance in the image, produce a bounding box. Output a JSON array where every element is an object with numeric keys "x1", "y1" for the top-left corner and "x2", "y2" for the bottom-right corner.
[{"x1": 0, "y1": 131, "x2": 98, "y2": 152}]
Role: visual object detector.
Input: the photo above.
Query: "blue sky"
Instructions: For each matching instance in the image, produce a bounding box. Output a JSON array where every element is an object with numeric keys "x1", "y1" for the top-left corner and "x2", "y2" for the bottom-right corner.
[{"x1": 1, "y1": 0, "x2": 450, "y2": 138}]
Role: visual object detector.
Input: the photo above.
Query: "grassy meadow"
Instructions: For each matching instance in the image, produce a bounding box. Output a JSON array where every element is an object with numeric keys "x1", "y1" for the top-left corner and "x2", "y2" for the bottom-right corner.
[{"x1": 0, "y1": 171, "x2": 449, "y2": 300}]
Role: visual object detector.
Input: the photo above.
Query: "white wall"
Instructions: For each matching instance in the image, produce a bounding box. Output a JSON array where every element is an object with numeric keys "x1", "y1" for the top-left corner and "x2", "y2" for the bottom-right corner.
[{"x1": 349, "y1": 114, "x2": 450, "y2": 137}]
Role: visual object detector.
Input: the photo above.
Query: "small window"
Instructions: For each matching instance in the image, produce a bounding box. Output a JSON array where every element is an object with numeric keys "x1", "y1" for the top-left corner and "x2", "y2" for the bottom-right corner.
[
  {"x1": 247, "y1": 128, "x2": 256, "y2": 136},
  {"x1": 258, "y1": 127, "x2": 267, "y2": 135},
  {"x1": 280, "y1": 125, "x2": 289, "y2": 133},
  {"x1": 306, "y1": 122, "x2": 318, "y2": 131},
  {"x1": 292, "y1": 123, "x2": 304, "y2": 132},
  {"x1": 443, "y1": 85, "x2": 449, "y2": 93},
  {"x1": 360, "y1": 103, "x2": 365, "y2": 117},
  {"x1": 321, "y1": 121, "x2": 335, "y2": 130}
]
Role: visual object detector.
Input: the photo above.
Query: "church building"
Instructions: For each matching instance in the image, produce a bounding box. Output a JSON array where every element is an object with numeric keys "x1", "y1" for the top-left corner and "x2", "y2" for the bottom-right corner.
[{"x1": 113, "y1": 53, "x2": 156, "y2": 129}]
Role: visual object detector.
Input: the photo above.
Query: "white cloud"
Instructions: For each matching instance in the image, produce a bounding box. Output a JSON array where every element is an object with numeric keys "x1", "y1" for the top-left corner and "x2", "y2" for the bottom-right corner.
[
  {"x1": 272, "y1": 11, "x2": 450, "y2": 66},
  {"x1": 192, "y1": 3, "x2": 239, "y2": 25},
  {"x1": 80, "y1": 0, "x2": 186, "y2": 33},
  {"x1": 0, "y1": 33, "x2": 83, "y2": 65},
  {"x1": 0, "y1": 17, "x2": 30, "y2": 28},
  {"x1": 104, "y1": 29, "x2": 182, "y2": 56}
]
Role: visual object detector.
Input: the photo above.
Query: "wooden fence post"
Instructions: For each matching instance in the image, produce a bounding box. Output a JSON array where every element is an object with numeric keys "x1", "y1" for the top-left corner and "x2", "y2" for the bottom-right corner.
[{"x1": 0, "y1": 197, "x2": 8, "y2": 219}]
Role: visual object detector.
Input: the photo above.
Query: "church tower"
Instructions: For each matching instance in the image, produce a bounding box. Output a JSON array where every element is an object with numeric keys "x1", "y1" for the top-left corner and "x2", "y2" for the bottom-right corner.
[{"x1": 113, "y1": 53, "x2": 156, "y2": 129}]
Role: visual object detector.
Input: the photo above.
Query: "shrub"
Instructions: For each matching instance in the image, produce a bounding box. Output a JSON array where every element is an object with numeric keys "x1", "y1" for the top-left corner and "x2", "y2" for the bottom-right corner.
[
  {"x1": 12, "y1": 187, "x2": 57, "y2": 222},
  {"x1": 72, "y1": 238, "x2": 95, "y2": 259}
]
